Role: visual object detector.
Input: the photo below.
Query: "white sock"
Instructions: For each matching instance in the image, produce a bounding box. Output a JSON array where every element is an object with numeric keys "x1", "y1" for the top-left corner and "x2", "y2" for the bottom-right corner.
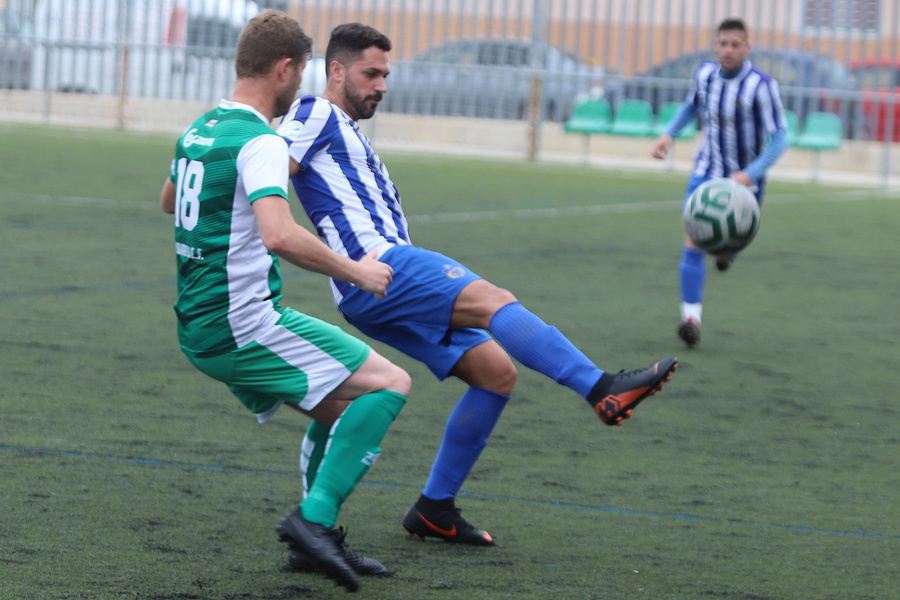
[{"x1": 681, "y1": 302, "x2": 702, "y2": 324}]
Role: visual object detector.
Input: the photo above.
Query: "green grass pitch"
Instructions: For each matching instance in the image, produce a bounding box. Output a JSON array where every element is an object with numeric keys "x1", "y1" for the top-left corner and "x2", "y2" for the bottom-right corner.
[{"x1": 0, "y1": 121, "x2": 897, "y2": 599}]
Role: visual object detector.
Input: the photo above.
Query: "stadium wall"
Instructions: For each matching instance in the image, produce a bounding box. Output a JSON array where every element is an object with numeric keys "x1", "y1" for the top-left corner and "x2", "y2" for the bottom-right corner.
[{"x1": 1, "y1": 88, "x2": 896, "y2": 187}]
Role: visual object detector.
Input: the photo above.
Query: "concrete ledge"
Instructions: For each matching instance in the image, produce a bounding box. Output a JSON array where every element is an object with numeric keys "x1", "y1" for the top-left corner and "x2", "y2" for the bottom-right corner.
[
  {"x1": 364, "y1": 112, "x2": 900, "y2": 187},
  {"x1": 0, "y1": 90, "x2": 208, "y2": 134},
  {"x1": 3, "y1": 90, "x2": 897, "y2": 187}
]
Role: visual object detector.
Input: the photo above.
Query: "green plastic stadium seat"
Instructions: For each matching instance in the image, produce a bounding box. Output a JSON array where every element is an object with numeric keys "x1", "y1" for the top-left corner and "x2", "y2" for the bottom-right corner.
[
  {"x1": 653, "y1": 101, "x2": 697, "y2": 139},
  {"x1": 792, "y1": 111, "x2": 842, "y2": 182},
  {"x1": 609, "y1": 99, "x2": 654, "y2": 136},
  {"x1": 564, "y1": 98, "x2": 612, "y2": 134},
  {"x1": 793, "y1": 111, "x2": 842, "y2": 150},
  {"x1": 784, "y1": 109, "x2": 800, "y2": 146}
]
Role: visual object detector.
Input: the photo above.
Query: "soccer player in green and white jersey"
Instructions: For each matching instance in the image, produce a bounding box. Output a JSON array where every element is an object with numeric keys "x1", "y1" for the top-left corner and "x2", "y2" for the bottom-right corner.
[{"x1": 159, "y1": 10, "x2": 409, "y2": 592}]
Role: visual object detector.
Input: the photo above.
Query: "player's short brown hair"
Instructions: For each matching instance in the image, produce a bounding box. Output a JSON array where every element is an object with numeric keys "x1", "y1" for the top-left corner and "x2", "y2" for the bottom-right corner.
[{"x1": 235, "y1": 10, "x2": 312, "y2": 78}]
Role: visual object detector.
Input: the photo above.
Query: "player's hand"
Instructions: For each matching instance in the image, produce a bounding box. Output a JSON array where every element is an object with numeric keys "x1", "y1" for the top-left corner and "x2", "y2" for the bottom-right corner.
[
  {"x1": 651, "y1": 134, "x2": 673, "y2": 159},
  {"x1": 355, "y1": 249, "x2": 393, "y2": 299},
  {"x1": 730, "y1": 172, "x2": 753, "y2": 187}
]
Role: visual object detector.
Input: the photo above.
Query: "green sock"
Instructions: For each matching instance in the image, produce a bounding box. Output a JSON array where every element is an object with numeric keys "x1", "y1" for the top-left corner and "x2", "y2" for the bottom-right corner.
[
  {"x1": 300, "y1": 420, "x2": 329, "y2": 497},
  {"x1": 301, "y1": 390, "x2": 407, "y2": 527}
]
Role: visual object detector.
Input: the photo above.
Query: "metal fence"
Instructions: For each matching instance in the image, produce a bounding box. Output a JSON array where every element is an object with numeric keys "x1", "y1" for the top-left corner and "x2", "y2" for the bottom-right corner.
[{"x1": 1, "y1": 0, "x2": 899, "y2": 141}]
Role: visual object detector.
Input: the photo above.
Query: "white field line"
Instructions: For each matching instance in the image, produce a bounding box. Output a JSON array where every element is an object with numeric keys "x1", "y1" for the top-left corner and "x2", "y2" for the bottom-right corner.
[{"x1": 408, "y1": 187, "x2": 900, "y2": 225}]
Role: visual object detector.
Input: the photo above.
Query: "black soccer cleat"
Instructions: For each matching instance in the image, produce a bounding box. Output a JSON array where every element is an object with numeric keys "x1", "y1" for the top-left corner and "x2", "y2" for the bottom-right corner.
[
  {"x1": 288, "y1": 526, "x2": 388, "y2": 577},
  {"x1": 678, "y1": 318, "x2": 701, "y2": 347},
  {"x1": 587, "y1": 357, "x2": 678, "y2": 426},
  {"x1": 402, "y1": 503, "x2": 494, "y2": 546},
  {"x1": 277, "y1": 507, "x2": 359, "y2": 592}
]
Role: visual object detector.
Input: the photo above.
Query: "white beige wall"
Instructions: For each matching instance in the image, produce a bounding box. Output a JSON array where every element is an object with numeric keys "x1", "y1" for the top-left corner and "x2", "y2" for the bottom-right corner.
[{"x1": 3, "y1": 88, "x2": 897, "y2": 187}]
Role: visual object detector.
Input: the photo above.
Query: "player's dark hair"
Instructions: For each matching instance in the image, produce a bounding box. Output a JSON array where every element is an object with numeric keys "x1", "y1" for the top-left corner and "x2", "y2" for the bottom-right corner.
[
  {"x1": 717, "y1": 18, "x2": 748, "y2": 35},
  {"x1": 235, "y1": 10, "x2": 312, "y2": 78},
  {"x1": 325, "y1": 22, "x2": 392, "y2": 77}
]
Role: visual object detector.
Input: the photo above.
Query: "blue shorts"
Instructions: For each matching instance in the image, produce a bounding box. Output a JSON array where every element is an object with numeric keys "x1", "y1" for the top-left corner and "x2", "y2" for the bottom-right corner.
[
  {"x1": 683, "y1": 175, "x2": 766, "y2": 211},
  {"x1": 337, "y1": 245, "x2": 492, "y2": 380}
]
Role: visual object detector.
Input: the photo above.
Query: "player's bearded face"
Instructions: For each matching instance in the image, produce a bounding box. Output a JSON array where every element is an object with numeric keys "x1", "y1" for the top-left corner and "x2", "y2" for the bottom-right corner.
[
  {"x1": 343, "y1": 76, "x2": 382, "y2": 120},
  {"x1": 275, "y1": 61, "x2": 304, "y2": 117},
  {"x1": 274, "y1": 85, "x2": 295, "y2": 118}
]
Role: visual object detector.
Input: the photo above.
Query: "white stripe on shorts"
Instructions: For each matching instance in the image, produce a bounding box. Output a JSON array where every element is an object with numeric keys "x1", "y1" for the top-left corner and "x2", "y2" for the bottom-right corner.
[{"x1": 255, "y1": 323, "x2": 354, "y2": 414}]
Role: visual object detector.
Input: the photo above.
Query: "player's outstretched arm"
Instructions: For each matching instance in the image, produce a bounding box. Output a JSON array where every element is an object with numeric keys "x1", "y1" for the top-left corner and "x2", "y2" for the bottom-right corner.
[
  {"x1": 651, "y1": 134, "x2": 673, "y2": 159},
  {"x1": 253, "y1": 195, "x2": 392, "y2": 298}
]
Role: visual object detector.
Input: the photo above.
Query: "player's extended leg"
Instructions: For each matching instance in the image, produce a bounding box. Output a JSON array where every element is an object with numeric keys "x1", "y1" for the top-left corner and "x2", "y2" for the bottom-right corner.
[
  {"x1": 402, "y1": 282, "x2": 677, "y2": 546},
  {"x1": 454, "y1": 279, "x2": 677, "y2": 425},
  {"x1": 402, "y1": 340, "x2": 513, "y2": 546},
  {"x1": 678, "y1": 237, "x2": 705, "y2": 346}
]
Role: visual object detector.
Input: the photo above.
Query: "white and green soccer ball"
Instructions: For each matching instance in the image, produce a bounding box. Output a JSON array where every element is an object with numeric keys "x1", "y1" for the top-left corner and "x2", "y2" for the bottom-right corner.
[{"x1": 682, "y1": 178, "x2": 760, "y2": 253}]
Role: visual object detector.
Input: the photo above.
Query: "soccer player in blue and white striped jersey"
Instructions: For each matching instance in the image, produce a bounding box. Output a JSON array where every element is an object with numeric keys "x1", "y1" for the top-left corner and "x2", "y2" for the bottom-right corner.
[
  {"x1": 280, "y1": 23, "x2": 677, "y2": 549},
  {"x1": 651, "y1": 18, "x2": 788, "y2": 346}
]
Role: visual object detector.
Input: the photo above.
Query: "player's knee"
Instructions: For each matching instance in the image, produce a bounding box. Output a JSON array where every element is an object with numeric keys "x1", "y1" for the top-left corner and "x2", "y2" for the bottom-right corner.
[
  {"x1": 488, "y1": 358, "x2": 517, "y2": 396},
  {"x1": 359, "y1": 351, "x2": 412, "y2": 397},
  {"x1": 452, "y1": 339, "x2": 516, "y2": 394},
  {"x1": 384, "y1": 362, "x2": 412, "y2": 397},
  {"x1": 494, "y1": 287, "x2": 518, "y2": 307}
]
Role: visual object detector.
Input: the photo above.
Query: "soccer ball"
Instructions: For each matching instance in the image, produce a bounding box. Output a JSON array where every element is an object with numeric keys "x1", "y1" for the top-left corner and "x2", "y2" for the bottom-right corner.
[{"x1": 682, "y1": 178, "x2": 760, "y2": 253}]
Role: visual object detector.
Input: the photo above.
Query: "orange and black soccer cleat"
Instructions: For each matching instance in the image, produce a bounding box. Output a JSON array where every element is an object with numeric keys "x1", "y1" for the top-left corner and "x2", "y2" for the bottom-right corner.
[
  {"x1": 402, "y1": 503, "x2": 494, "y2": 546},
  {"x1": 588, "y1": 357, "x2": 678, "y2": 426}
]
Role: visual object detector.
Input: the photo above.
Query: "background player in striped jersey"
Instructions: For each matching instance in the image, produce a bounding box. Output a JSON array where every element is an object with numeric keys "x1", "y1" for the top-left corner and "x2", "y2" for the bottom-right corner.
[
  {"x1": 159, "y1": 11, "x2": 409, "y2": 591},
  {"x1": 278, "y1": 22, "x2": 677, "y2": 548},
  {"x1": 651, "y1": 18, "x2": 788, "y2": 346}
]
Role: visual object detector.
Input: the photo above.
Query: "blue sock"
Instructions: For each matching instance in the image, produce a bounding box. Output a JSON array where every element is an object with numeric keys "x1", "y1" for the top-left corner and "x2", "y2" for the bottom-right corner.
[
  {"x1": 422, "y1": 387, "x2": 509, "y2": 500},
  {"x1": 680, "y1": 246, "x2": 706, "y2": 303},
  {"x1": 489, "y1": 302, "x2": 603, "y2": 397}
]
